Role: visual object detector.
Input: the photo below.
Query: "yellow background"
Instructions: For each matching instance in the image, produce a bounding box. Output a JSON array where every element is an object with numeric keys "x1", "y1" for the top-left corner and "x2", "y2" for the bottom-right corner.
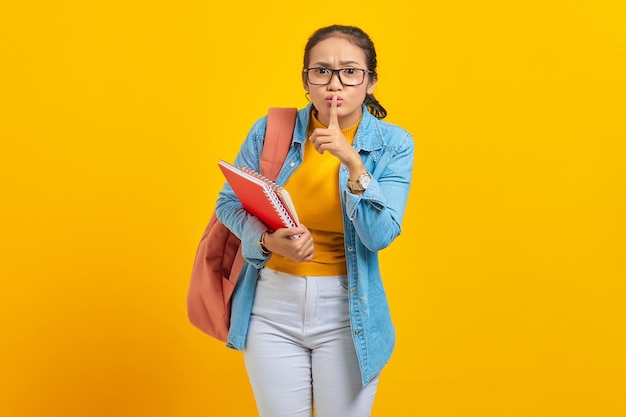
[{"x1": 1, "y1": 1, "x2": 625, "y2": 416}]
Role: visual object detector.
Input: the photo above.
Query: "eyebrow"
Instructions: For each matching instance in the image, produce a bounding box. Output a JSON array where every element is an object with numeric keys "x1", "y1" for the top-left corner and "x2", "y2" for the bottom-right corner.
[{"x1": 311, "y1": 60, "x2": 362, "y2": 67}]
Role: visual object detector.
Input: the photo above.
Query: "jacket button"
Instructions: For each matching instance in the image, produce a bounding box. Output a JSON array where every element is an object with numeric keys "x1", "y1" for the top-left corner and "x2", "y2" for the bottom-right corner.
[
  {"x1": 351, "y1": 287, "x2": 355, "y2": 292},
  {"x1": 347, "y1": 247, "x2": 353, "y2": 252},
  {"x1": 290, "y1": 162, "x2": 295, "y2": 167},
  {"x1": 354, "y1": 330, "x2": 360, "y2": 335}
]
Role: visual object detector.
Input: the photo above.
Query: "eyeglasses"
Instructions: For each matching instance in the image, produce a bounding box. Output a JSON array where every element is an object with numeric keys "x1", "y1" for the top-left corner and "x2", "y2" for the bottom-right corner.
[{"x1": 303, "y1": 67, "x2": 373, "y2": 86}]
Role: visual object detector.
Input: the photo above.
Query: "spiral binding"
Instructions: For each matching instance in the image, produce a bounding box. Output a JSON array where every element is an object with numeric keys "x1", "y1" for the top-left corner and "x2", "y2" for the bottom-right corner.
[
  {"x1": 241, "y1": 166, "x2": 280, "y2": 192},
  {"x1": 241, "y1": 166, "x2": 297, "y2": 228}
]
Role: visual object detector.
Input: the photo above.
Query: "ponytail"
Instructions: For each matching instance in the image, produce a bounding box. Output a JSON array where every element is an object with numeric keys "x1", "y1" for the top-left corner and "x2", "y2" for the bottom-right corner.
[{"x1": 364, "y1": 94, "x2": 387, "y2": 119}]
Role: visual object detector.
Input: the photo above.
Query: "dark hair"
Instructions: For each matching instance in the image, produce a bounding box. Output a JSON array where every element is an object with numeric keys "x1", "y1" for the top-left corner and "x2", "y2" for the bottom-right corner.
[{"x1": 302, "y1": 25, "x2": 387, "y2": 119}]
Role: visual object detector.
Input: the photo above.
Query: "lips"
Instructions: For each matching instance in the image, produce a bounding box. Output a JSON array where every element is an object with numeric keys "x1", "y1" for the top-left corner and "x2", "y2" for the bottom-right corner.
[{"x1": 326, "y1": 95, "x2": 343, "y2": 105}]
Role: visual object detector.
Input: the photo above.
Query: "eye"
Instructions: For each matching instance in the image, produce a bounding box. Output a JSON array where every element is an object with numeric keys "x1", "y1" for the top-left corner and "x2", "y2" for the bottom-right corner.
[
  {"x1": 314, "y1": 68, "x2": 329, "y2": 75},
  {"x1": 343, "y1": 68, "x2": 358, "y2": 75}
]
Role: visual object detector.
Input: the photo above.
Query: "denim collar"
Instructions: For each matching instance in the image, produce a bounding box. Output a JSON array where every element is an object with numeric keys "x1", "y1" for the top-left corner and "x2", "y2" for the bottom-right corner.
[{"x1": 293, "y1": 103, "x2": 386, "y2": 152}]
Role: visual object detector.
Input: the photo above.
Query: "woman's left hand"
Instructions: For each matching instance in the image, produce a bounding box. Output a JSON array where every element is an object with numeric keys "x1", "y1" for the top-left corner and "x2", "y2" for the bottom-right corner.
[
  {"x1": 308, "y1": 96, "x2": 366, "y2": 180},
  {"x1": 308, "y1": 96, "x2": 362, "y2": 169}
]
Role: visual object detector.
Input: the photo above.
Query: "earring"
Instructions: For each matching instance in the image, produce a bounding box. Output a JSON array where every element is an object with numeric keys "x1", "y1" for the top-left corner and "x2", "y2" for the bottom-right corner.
[{"x1": 304, "y1": 92, "x2": 311, "y2": 102}]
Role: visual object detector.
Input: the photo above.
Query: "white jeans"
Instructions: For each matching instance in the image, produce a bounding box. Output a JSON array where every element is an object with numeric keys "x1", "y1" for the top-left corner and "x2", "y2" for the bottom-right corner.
[{"x1": 244, "y1": 268, "x2": 380, "y2": 417}]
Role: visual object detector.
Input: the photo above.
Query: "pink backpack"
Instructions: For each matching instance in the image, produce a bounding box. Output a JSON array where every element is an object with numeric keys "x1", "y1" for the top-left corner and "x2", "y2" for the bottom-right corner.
[{"x1": 187, "y1": 108, "x2": 297, "y2": 341}]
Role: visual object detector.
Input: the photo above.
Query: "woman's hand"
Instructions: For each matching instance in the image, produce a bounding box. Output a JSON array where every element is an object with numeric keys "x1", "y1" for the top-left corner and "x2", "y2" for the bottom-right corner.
[
  {"x1": 308, "y1": 95, "x2": 366, "y2": 179},
  {"x1": 308, "y1": 96, "x2": 364, "y2": 167},
  {"x1": 263, "y1": 224, "x2": 315, "y2": 263}
]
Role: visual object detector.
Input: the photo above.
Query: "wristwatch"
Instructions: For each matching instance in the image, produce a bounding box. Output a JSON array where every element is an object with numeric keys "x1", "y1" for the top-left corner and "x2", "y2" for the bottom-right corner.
[{"x1": 347, "y1": 172, "x2": 372, "y2": 192}]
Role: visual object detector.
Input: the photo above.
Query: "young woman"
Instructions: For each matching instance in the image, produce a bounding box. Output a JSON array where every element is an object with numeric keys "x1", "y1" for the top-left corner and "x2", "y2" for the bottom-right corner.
[{"x1": 215, "y1": 24, "x2": 414, "y2": 417}]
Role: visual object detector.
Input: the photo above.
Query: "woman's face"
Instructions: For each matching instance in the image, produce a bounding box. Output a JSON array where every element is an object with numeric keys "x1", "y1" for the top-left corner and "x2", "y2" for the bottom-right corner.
[{"x1": 303, "y1": 36, "x2": 377, "y2": 129}]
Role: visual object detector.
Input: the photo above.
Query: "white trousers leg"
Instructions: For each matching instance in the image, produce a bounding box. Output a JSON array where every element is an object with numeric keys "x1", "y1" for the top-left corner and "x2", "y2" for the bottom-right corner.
[{"x1": 243, "y1": 268, "x2": 379, "y2": 417}]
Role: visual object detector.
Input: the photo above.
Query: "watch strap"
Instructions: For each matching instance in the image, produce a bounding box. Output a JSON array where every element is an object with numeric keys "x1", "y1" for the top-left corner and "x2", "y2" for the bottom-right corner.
[{"x1": 347, "y1": 172, "x2": 370, "y2": 192}]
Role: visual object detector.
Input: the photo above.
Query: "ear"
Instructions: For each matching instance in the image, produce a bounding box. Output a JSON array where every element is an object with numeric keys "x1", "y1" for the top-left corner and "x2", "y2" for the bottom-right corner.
[
  {"x1": 366, "y1": 78, "x2": 377, "y2": 95},
  {"x1": 302, "y1": 72, "x2": 310, "y2": 92}
]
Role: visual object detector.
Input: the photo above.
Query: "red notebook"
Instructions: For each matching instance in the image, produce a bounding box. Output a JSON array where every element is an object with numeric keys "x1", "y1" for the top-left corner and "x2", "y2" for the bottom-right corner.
[{"x1": 218, "y1": 160, "x2": 300, "y2": 232}]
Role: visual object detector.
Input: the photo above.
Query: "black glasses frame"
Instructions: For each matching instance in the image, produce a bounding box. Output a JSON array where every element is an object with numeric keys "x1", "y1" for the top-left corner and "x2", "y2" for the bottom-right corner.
[{"x1": 303, "y1": 67, "x2": 373, "y2": 86}]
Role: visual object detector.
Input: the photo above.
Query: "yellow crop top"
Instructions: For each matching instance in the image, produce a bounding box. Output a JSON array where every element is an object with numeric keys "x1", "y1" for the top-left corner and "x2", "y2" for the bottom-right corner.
[{"x1": 265, "y1": 111, "x2": 360, "y2": 276}]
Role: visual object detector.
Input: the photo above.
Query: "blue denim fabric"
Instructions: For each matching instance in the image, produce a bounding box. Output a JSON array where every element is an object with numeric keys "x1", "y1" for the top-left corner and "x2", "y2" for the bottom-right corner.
[{"x1": 215, "y1": 103, "x2": 414, "y2": 386}]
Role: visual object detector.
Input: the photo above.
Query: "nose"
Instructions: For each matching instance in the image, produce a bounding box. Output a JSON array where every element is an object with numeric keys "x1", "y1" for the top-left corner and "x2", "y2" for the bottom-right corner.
[{"x1": 327, "y1": 71, "x2": 343, "y2": 90}]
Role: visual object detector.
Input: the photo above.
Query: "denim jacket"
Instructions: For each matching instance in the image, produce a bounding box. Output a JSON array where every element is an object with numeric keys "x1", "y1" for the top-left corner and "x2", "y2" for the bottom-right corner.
[{"x1": 215, "y1": 103, "x2": 414, "y2": 386}]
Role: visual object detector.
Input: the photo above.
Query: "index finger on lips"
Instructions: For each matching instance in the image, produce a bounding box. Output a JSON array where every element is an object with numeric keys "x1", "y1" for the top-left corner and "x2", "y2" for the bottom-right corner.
[{"x1": 328, "y1": 95, "x2": 339, "y2": 129}]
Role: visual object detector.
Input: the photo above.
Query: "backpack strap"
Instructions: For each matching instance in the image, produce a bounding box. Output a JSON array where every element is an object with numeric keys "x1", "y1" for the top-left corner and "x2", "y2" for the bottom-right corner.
[{"x1": 260, "y1": 107, "x2": 297, "y2": 179}]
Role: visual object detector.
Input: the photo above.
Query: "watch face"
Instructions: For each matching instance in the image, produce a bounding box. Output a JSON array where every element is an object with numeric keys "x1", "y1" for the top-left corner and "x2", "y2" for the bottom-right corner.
[{"x1": 360, "y1": 173, "x2": 371, "y2": 189}]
